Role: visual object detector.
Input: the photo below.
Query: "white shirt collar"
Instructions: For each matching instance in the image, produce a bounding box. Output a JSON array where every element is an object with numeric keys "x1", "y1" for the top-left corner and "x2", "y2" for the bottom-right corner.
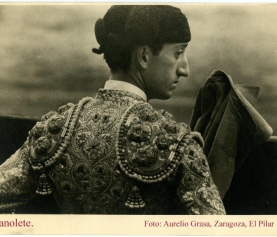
[{"x1": 104, "y1": 80, "x2": 147, "y2": 101}]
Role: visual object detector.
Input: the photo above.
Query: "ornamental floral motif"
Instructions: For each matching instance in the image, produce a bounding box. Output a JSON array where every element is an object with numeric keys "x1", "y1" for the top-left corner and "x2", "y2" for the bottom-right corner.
[
  {"x1": 155, "y1": 133, "x2": 175, "y2": 150},
  {"x1": 74, "y1": 163, "x2": 90, "y2": 180},
  {"x1": 48, "y1": 115, "x2": 65, "y2": 134},
  {"x1": 131, "y1": 116, "x2": 140, "y2": 124},
  {"x1": 76, "y1": 132, "x2": 92, "y2": 147},
  {"x1": 139, "y1": 109, "x2": 158, "y2": 122},
  {"x1": 129, "y1": 142, "x2": 138, "y2": 152},
  {"x1": 76, "y1": 131, "x2": 108, "y2": 162},
  {"x1": 30, "y1": 122, "x2": 45, "y2": 138},
  {"x1": 197, "y1": 182, "x2": 222, "y2": 211},
  {"x1": 91, "y1": 164, "x2": 109, "y2": 178},
  {"x1": 74, "y1": 163, "x2": 91, "y2": 190},
  {"x1": 128, "y1": 124, "x2": 152, "y2": 143},
  {"x1": 110, "y1": 183, "x2": 125, "y2": 200},
  {"x1": 98, "y1": 107, "x2": 119, "y2": 131},
  {"x1": 58, "y1": 103, "x2": 74, "y2": 113},
  {"x1": 101, "y1": 113, "x2": 111, "y2": 123},
  {"x1": 158, "y1": 109, "x2": 174, "y2": 120},
  {"x1": 163, "y1": 122, "x2": 177, "y2": 134},
  {"x1": 91, "y1": 178, "x2": 107, "y2": 197},
  {"x1": 56, "y1": 154, "x2": 72, "y2": 173},
  {"x1": 182, "y1": 191, "x2": 194, "y2": 206},
  {"x1": 99, "y1": 133, "x2": 113, "y2": 143},
  {"x1": 34, "y1": 136, "x2": 52, "y2": 155},
  {"x1": 128, "y1": 125, "x2": 141, "y2": 143},
  {"x1": 181, "y1": 172, "x2": 198, "y2": 190},
  {"x1": 140, "y1": 109, "x2": 150, "y2": 120},
  {"x1": 84, "y1": 138, "x2": 105, "y2": 160},
  {"x1": 140, "y1": 125, "x2": 152, "y2": 141},
  {"x1": 191, "y1": 156, "x2": 209, "y2": 178},
  {"x1": 60, "y1": 180, "x2": 75, "y2": 195},
  {"x1": 92, "y1": 112, "x2": 101, "y2": 123},
  {"x1": 133, "y1": 146, "x2": 156, "y2": 167},
  {"x1": 41, "y1": 111, "x2": 56, "y2": 122},
  {"x1": 148, "y1": 112, "x2": 159, "y2": 122},
  {"x1": 158, "y1": 151, "x2": 167, "y2": 161}
]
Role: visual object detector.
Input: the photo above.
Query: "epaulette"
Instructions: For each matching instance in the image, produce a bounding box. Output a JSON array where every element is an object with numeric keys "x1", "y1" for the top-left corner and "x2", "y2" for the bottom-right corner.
[
  {"x1": 27, "y1": 97, "x2": 92, "y2": 195},
  {"x1": 116, "y1": 101, "x2": 191, "y2": 184}
]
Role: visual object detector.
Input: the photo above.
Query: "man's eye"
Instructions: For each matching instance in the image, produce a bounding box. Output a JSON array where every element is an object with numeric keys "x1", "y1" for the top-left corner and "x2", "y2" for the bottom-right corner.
[{"x1": 175, "y1": 50, "x2": 184, "y2": 58}]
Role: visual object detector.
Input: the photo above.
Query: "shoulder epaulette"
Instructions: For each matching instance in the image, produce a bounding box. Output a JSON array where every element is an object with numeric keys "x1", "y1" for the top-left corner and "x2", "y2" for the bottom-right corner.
[
  {"x1": 116, "y1": 101, "x2": 190, "y2": 183},
  {"x1": 28, "y1": 98, "x2": 93, "y2": 170},
  {"x1": 27, "y1": 97, "x2": 92, "y2": 195}
]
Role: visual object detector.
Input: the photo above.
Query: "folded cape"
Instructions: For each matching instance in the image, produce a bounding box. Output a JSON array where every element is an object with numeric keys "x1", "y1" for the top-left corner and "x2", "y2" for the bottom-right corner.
[{"x1": 190, "y1": 70, "x2": 273, "y2": 198}]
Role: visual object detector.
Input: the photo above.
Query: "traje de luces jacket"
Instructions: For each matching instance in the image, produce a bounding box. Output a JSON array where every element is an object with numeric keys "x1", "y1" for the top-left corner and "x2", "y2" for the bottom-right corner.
[{"x1": 0, "y1": 89, "x2": 225, "y2": 214}]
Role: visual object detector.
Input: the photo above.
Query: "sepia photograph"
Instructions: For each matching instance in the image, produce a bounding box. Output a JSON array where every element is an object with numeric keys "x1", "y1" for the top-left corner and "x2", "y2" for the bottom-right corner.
[{"x1": 0, "y1": 3, "x2": 277, "y2": 226}]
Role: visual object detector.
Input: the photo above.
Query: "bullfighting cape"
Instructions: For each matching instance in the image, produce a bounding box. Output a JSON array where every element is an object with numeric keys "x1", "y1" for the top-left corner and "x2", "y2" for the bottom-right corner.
[{"x1": 1, "y1": 89, "x2": 225, "y2": 214}]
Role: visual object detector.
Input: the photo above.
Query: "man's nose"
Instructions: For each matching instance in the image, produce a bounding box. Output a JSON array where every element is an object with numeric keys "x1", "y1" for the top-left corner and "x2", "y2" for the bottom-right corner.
[{"x1": 177, "y1": 55, "x2": 190, "y2": 78}]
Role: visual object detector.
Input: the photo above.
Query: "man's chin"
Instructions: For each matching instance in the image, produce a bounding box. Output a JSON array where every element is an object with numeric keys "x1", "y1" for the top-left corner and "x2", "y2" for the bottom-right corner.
[
  {"x1": 160, "y1": 92, "x2": 172, "y2": 100},
  {"x1": 148, "y1": 91, "x2": 172, "y2": 101}
]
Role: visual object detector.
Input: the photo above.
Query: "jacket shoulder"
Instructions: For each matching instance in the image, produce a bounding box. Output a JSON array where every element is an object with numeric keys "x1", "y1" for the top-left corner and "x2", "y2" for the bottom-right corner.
[
  {"x1": 116, "y1": 101, "x2": 192, "y2": 183},
  {"x1": 28, "y1": 98, "x2": 93, "y2": 170}
]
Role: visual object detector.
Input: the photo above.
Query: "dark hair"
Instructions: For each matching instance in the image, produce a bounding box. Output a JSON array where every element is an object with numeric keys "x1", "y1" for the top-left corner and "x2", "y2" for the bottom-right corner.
[{"x1": 92, "y1": 5, "x2": 191, "y2": 72}]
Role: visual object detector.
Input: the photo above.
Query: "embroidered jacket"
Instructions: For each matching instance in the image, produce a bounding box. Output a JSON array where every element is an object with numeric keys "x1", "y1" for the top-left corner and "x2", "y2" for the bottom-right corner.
[{"x1": 0, "y1": 89, "x2": 226, "y2": 214}]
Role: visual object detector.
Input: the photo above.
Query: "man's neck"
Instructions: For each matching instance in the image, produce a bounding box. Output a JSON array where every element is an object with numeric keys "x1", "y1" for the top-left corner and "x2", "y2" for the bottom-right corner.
[
  {"x1": 109, "y1": 70, "x2": 147, "y2": 96},
  {"x1": 107, "y1": 70, "x2": 148, "y2": 101}
]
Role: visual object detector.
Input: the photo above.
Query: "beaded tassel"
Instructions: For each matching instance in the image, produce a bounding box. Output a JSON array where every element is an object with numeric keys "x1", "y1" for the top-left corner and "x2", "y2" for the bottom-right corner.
[
  {"x1": 36, "y1": 173, "x2": 53, "y2": 195},
  {"x1": 125, "y1": 186, "x2": 145, "y2": 208}
]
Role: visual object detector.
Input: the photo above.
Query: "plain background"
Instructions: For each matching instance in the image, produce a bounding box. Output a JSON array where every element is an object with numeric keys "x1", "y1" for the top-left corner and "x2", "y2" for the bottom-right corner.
[{"x1": 0, "y1": 4, "x2": 277, "y2": 133}]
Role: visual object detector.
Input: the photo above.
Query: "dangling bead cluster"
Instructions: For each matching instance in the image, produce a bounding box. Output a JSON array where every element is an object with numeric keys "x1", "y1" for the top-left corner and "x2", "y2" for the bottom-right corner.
[
  {"x1": 36, "y1": 173, "x2": 53, "y2": 195},
  {"x1": 125, "y1": 186, "x2": 145, "y2": 208},
  {"x1": 116, "y1": 101, "x2": 189, "y2": 184}
]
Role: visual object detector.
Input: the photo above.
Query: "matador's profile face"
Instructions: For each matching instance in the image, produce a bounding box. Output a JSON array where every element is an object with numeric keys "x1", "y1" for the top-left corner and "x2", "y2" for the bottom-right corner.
[{"x1": 143, "y1": 42, "x2": 190, "y2": 100}]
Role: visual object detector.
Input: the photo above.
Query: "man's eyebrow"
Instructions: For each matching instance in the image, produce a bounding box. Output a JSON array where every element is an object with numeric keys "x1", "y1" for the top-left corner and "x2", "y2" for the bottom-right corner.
[{"x1": 175, "y1": 43, "x2": 188, "y2": 49}]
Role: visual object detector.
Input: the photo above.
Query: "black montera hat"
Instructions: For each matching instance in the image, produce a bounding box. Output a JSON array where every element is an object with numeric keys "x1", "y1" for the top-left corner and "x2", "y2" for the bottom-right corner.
[{"x1": 93, "y1": 5, "x2": 191, "y2": 54}]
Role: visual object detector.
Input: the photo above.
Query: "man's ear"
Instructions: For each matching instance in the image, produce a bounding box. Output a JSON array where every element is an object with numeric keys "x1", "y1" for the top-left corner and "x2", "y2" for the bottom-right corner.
[{"x1": 136, "y1": 46, "x2": 150, "y2": 69}]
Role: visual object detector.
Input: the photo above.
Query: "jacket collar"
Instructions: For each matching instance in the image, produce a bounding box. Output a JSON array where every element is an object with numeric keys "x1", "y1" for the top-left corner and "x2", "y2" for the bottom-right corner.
[{"x1": 103, "y1": 80, "x2": 147, "y2": 102}]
